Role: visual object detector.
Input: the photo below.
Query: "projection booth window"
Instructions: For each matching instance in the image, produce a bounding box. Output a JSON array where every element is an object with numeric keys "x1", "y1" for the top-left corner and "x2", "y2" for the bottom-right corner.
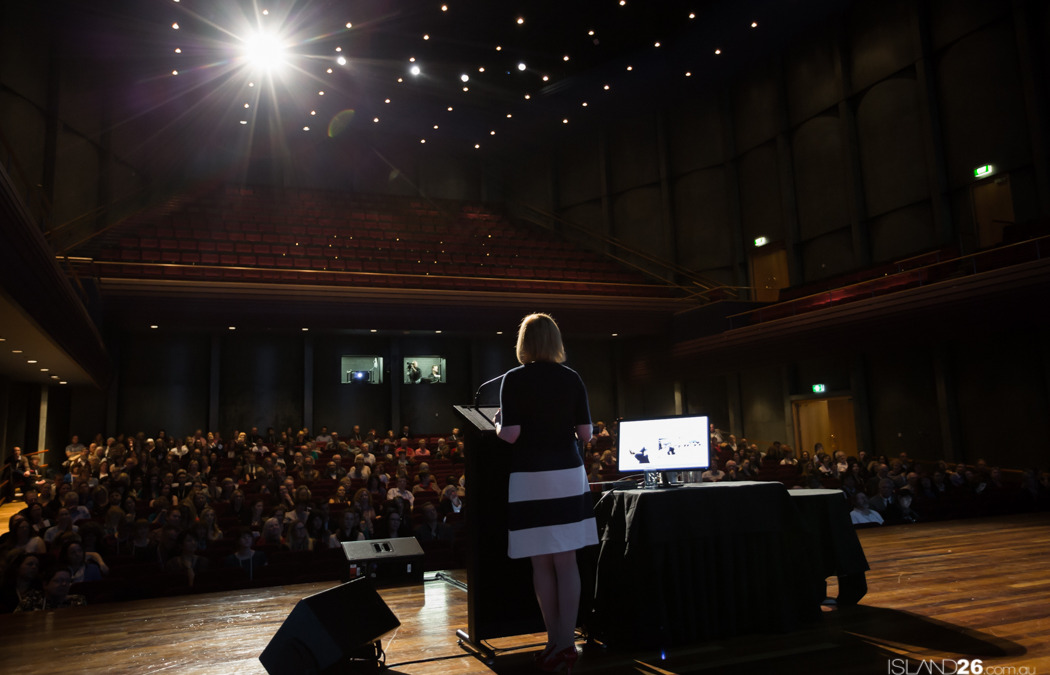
[
  {"x1": 341, "y1": 356, "x2": 384, "y2": 384},
  {"x1": 403, "y1": 356, "x2": 445, "y2": 384}
]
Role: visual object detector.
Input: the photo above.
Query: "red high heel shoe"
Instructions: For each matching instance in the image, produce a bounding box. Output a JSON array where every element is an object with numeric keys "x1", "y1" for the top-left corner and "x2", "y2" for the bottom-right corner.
[
  {"x1": 533, "y1": 643, "x2": 556, "y2": 664},
  {"x1": 539, "y1": 645, "x2": 578, "y2": 674}
]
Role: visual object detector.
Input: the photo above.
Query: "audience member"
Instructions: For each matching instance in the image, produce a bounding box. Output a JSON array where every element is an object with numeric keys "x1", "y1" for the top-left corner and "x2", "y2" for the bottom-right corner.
[
  {"x1": 850, "y1": 493, "x2": 884, "y2": 526},
  {"x1": 15, "y1": 564, "x2": 85, "y2": 612}
]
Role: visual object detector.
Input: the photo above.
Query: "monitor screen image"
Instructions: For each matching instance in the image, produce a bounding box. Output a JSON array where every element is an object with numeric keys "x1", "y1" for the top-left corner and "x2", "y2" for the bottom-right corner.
[{"x1": 617, "y1": 414, "x2": 711, "y2": 473}]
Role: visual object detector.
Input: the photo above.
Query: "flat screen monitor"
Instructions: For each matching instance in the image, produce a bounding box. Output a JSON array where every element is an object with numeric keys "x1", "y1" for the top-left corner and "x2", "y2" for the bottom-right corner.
[{"x1": 617, "y1": 414, "x2": 710, "y2": 473}]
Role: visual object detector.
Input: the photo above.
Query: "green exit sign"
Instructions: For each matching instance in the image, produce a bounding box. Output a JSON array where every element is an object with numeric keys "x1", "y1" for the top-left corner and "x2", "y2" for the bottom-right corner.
[
  {"x1": 974, "y1": 164, "x2": 994, "y2": 179},
  {"x1": 812, "y1": 384, "x2": 826, "y2": 393}
]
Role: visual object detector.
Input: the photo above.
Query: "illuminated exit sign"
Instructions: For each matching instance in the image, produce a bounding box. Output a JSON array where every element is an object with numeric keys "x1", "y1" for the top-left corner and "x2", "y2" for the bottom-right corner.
[
  {"x1": 812, "y1": 384, "x2": 826, "y2": 393},
  {"x1": 974, "y1": 164, "x2": 994, "y2": 179}
]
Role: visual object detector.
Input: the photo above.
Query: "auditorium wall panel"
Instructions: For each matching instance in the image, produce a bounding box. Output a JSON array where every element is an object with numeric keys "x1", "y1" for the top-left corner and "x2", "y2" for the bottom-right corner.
[
  {"x1": 935, "y1": 19, "x2": 1031, "y2": 190},
  {"x1": 953, "y1": 330, "x2": 1050, "y2": 469},
  {"x1": 218, "y1": 334, "x2": 303, "y2": 437},
  {"x1": 784, "y1": 28, "x2": 838, "y2": 127},
  {"x1": 556, "y1": 133, "x2": 601, "y2": 207},
  {"x1": 396, "y1": 337, "x2": 471, "y2": 437},
  {"x1": 794, "y1": 356, "x2": 851, "y2": 397},
  {"x1": 667, "y1": 97, "x2": 725, "y2": 175},
  {"x1": 608, "y1": 115, "x2": 659, "y2": 193},
  {"x1": 800, "y1": 228, "x2": 856, "y2": 282},
  {"x1": 792, "y1": 114, "x2": 851, "y2": 242},
  {"x1": 311, "y1": 335, "x2": 393, "y2": 439},
  {"x1": 869, "y1": 203, "x2": 936, "y2": 263},
  {"x1": 560, "y1": 201, "x2": 603, "y2": 241},
  {"x1": 67, "y1": 385, "x2": 108, "y2": 446},
  {"x1": 563, "y1": 339, "x2": 615, "y2": 430},
  {"x1": 509, "y1": 150, "x2": 555, "y2": 213},
  {"x1": 847, "y1": 0, "x2": 917, "y2": 93},
  {"x1": 0, "y1": 379, "x2": 31, "y2": 461},
  {"x1": 611, "y1": 187, "x2": 669, "y2": 273},
  {"x1": 52, "y1": 133, "x2": 101, "y2": 235},
  {"x1": 737, "y1": 367, "x2": 789, "y2": 447},
  {"x1": 732, "y1": 61, "x2": 782, "y2": 154},
  {"x1": 863, "y1": 348, "x2": 942, "y2": 461},
  {"x1": 416, "y1": 153, "x2": 482, "y2": 202},
  {"x1": 117, "y1": 333, "x2": 211, "y2": 438},
  {"x1": 737, "y1": 142, "x2": 784, "y2": 244},
  {"x1": 671, "y1": 168, "x2": 734, "y2": 277},
  {"x1": 685, "y1": 376, "x2": 729, "y2": 432},
  {"x1": 855, "y1": 76, "x2": 929, "y2": 219},
  {"x1": 929, "y1": 0, "x2": 1011, "y2": 50}
]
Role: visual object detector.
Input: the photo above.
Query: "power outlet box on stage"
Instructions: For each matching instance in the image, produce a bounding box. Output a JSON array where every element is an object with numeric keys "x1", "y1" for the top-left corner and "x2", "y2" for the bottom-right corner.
[{"x1": 341, "y1": 537, "x2": 425, "y2": 587}]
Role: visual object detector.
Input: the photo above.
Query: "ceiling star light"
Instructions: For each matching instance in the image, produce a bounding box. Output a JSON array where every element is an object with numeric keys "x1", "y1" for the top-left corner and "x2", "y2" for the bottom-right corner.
[
  {"x1": 242, "y1": 31, "x2": 287, "y2": 73},
  {"x1": 410, "y1": 65, "x2": 421, "y2": 76},
  {"x1": 337, "y1": 56, "x2": 346, "y2": 65},
  {"x1": 517, "y1": 62, "x2": 526, "y2": 71},
  {"x1": 460, "y1": 73, "x2": 469, "y2": 82}
]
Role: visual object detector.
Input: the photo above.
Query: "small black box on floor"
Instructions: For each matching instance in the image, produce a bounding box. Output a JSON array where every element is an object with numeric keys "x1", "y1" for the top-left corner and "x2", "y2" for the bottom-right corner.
[
  {"x1": 259, "y1": 576, "x2": 400, "y2": 675},
  {"x1": 341, "y1": 537, "x2": 425, "y2": 587}
]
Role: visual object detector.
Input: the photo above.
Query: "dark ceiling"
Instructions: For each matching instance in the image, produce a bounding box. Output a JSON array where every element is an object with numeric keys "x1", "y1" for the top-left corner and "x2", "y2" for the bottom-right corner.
[{"x1": 53, "y1": 0, "x2": 843, "y2": 176}]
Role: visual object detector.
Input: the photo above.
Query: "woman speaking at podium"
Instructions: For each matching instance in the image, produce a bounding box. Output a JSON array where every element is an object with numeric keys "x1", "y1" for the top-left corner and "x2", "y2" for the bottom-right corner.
[{"x1": 494, "y1": 313, "x2": 597, "y2": 673}]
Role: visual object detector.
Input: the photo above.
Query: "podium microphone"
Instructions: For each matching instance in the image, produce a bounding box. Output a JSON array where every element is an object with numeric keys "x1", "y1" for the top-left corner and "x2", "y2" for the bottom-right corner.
[{"x1": 473, "y1": 374, "x2": 505, "y2": 409}]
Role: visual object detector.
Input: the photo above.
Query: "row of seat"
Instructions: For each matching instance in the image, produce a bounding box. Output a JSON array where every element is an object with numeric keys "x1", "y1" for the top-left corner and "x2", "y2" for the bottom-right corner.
[{"x1": 87, "y1": 261, "x2": 672, "y2": 296}]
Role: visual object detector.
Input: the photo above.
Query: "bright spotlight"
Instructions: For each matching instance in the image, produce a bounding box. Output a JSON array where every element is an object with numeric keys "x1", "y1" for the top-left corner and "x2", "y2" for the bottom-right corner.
[
  {"x1": 243, "y1": 32, "x2": 287, "y2": 72},
  {"x1": 517, "y1": 62, "x2": 526, "y2": 71},
  {"x1": 410, "y1": 65, "x2": 421, "y2": 76}
]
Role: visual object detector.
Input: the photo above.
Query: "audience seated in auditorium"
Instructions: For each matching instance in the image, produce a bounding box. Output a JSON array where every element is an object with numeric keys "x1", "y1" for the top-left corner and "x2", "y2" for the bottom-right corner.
[
  {"x1": 224, "y1": 530, "x2": 267, "y2": 581},
  {"x1": 850, "y1": 493, "x2": 884, "y2": 526},
  {"x1": 4, "y1": 414, "x2": 1040, "y2": 611},
  {"x1": 15, "y1": 564, "x2": 85, "y2": 612},
  {"x1": 0, "y1": 551, "x2": 42, "y2": 612},
  {"x1": 413, "y1": 503, "x2": 453, "y2": 543}
]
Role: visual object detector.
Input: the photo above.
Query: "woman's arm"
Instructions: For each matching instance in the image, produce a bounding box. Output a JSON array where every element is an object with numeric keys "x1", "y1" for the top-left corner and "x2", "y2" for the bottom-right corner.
[
  {"x1": 576, "y1": 424, "x2": 593, "y2": 445},
  {"x1": 493, "y1": 409, "x2": 520, "y2": 444}
]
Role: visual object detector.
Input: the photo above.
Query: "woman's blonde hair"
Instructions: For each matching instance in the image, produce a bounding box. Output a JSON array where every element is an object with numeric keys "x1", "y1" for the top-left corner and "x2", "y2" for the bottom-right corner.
[{"x1": 516, "y1": 313, "x2": 566, "y2": 364}]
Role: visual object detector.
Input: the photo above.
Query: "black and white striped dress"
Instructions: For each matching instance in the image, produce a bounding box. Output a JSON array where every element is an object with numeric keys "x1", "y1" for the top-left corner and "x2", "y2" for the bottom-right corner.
[{"x1": 499, "y1": 361, "x2": 598, "y2": 559}]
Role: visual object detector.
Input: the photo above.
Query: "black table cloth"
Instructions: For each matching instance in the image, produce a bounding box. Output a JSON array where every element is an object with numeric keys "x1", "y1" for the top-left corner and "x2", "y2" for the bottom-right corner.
[{"x1": 590, "y1": 482, "x2": 868, "y2": 648}]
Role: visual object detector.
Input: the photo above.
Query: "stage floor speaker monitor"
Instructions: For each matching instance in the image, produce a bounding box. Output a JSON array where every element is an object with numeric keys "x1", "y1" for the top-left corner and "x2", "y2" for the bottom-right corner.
[
  {"x1": 259, "y1": 577, "x2": 400, "y2": 674},
  {"x1": 341, "y1": 538, "x2": 424, "y2": 586}
]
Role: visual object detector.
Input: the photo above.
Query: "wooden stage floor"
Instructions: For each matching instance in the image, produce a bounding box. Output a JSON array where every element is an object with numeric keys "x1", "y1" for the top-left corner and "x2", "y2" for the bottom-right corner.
[{"x1": 1, "y1": 513, "x2": 1048, "y2": 674}]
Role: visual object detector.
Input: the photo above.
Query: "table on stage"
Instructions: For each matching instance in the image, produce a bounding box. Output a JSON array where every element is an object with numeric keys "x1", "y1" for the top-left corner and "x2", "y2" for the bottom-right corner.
[{"x1": 589, "y1": 481, "x2": 869, "y2": 649}]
